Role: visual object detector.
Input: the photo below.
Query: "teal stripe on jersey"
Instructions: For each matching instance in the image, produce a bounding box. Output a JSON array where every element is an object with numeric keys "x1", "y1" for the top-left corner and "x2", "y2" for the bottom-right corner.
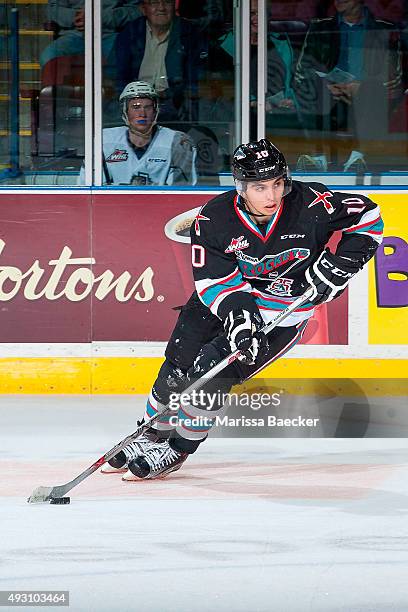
[
  {"x1": 237, "y1": 195, "x2": 279, "y2": 238},
  {"x1": 200, "y1": 272, "x2": 245, "y2": 307},
  {"x1": 349, "y1": 218, "x2": 384, "y2": 235},
  {"x1": 357, "y1": 219, "x2": 384, "y2": 234},
  {"x1": 265, "y1": 209, "x2": 279, "y2": 234}
]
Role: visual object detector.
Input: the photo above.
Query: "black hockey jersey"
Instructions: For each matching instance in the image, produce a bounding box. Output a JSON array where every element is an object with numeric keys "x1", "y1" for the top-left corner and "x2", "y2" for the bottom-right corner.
[{"x1": 191, "y1": 180, "x2": 383, "y2": 327}]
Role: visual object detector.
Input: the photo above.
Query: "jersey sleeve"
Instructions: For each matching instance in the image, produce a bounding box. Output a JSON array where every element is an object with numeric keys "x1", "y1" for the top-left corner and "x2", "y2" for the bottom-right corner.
[
  {"x1": 191, "y1": 208, "x2": 259, "y2": 321},
  {"x1": 169, "y1": 133, "x2": 198, "y2": 186},
  {"x1": 313, "y1": 187, "x2": 384, "y2": 267}
]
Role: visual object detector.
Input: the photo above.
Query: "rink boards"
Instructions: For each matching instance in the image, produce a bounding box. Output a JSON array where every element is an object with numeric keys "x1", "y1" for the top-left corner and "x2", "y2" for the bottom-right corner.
[{"x1": 0, "y1": 187, "x2": 406, "y2": 393}]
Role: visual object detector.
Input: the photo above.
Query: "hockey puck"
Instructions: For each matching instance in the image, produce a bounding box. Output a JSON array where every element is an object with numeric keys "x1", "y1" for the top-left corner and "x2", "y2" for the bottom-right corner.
[{"x1": 50, "y1": 497, "x2": 70, "y2": 505}]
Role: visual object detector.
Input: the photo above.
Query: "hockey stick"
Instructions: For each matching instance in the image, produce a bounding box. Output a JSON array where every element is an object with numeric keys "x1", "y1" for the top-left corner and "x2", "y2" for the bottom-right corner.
[
  {"x1": 27, "y1": 288, "x2": 313, "y2": 503},
  {"x1": 102, "y1": 153, "x2": 113, "y2": 185}
]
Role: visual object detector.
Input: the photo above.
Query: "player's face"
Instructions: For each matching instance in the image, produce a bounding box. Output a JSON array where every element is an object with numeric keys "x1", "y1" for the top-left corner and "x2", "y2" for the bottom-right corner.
[
  {"x1": 141, "y1": 0, "x2": 175, "y2": 29},
  {"x1": 127, "y1": 97, "x2": 156, "y2": 134},
  {"x1": 245, "y1": 177, "x2": 285, "y2": 218}
]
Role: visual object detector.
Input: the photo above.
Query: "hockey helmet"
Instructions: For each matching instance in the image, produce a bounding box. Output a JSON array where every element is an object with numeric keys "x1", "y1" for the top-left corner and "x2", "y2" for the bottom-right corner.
[
  {"x1": 119, "y1": 81, "x2": 159, "y2": 126},
  {"x1": 232, "y1": 139, "x2": 292, "y2": 196}
]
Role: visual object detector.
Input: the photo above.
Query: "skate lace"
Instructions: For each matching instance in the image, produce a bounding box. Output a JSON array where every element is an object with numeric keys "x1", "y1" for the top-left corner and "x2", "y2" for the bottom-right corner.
[
  {"x1": 145, "y1": 443, "x2": 179, "y2": 470},
  {"x1": 123, "y1": 433, "x2": 152, "y2": 462}
]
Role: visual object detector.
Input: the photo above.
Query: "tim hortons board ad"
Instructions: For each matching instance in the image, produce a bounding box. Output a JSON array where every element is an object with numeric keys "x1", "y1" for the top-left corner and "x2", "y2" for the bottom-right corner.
[{"x1": 2, "y1": 189, "x2": 404, "y2": 345}]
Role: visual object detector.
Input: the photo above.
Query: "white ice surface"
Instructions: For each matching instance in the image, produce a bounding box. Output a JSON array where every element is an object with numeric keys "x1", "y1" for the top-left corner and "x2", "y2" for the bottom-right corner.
[{"x1": 1, "y1": 396, "x2": 408, "y2": 612}]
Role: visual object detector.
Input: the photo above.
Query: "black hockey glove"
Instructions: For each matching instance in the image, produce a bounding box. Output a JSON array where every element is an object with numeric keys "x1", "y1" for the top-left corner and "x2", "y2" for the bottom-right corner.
[
  {"x1": 305, "y1": 249, "x2": 361, "y2": 306},
  {"x1": 223, "y1": 309, "x2": 268, "y2": 365}
]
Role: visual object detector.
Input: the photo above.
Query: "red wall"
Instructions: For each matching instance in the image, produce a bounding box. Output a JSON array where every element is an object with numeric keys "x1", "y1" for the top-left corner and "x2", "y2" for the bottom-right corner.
[{"x1": 0, "y1": 191, "x2": 347, "y2": 343}]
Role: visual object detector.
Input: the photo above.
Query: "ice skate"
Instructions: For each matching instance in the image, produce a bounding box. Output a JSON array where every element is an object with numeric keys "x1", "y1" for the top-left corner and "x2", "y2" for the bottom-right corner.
[
  {"x1": 101, "y1": 428, "x2": 162, "y2": 474},
  {"x1": 122, "y1": 439, "x2": 188, "y2": 480}
]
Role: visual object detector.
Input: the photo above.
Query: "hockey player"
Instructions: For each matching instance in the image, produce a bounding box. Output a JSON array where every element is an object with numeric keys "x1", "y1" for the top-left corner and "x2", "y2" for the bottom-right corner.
[
  {"x1": 79, "y1": 81, "x2": 197, "y2": 186},
  {"x1": 101, "y1": 138, "x2": 383, "y2": 479}
]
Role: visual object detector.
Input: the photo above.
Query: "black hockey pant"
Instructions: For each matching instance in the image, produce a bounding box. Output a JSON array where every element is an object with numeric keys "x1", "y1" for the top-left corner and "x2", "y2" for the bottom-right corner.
[{"x1": 142, "y1": 292, "x2": 308, "y2": 454}]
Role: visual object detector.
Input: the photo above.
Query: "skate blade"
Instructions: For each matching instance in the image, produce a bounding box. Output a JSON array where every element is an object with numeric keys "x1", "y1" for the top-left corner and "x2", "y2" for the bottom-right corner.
[
  {"x1": 122, "y1": 465, "x2": 182, "y2": 481},
  {"x1": 27, "y1": 486, "x2": 53, "y2": 503},
  {"x1": 100, "y1": 466, "x2": 127, "y2": 474},
  {"x1": 122, "y1": 473, "x2": 168, "y2": 481},
  {"x1": 121, "y1": 470, "x2": 162, "y2": 481},
  {"x1": 122, "y1": 470, "x2": 143, "y2": 482}
]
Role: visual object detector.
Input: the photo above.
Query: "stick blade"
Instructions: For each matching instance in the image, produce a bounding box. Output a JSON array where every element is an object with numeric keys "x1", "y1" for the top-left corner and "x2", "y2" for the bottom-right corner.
[{"x1": 27, "y1": 486, "x2": 54, "y2": 504}]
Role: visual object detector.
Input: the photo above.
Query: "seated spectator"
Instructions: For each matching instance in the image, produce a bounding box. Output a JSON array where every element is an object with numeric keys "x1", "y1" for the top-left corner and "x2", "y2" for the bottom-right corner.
[
  {"x1": 295, "y1": 0, "x2": 403, "y2": 172},
  {"x1": 247, "y1": 0, "x2": 304, "y2": 137},
  {"x1": 265, "y1": 30, "x2": 304, "y2": 125},
  {"x1": 218, "y1": 0, "x2": 303, "y2": 127},
  {"x1": 178, "y1": 0, "x2": 233, "y2": 73},
  {"x1": 324, "y1": 0, "x2": 406, "y2": 23},
  {"x1": 79, "y1": 81, "x2": 197, "y2": 185},
  {"x1": 40, "y1": 0, "x2": 141, "y2": 85},
  {"x1": 114, "y1": 0, "x2": 206, "y2": 122}
]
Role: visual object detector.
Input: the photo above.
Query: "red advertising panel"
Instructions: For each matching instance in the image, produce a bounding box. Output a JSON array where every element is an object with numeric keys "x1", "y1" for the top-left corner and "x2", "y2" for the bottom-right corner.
[
  {"x1": 0, "y1": 192, "x2": 92, "y2": 342},
  {"x1": 91, "y1": 192, "x2": 209, "y2": 341},
  {"x1": 0, "y1": 191, "x2": 347, "y2": 343}
]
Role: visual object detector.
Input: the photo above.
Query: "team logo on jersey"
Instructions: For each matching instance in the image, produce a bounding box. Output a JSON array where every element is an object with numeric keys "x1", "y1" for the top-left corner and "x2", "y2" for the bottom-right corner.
[
  {"x1": 308, "y1": 188, "x2": 334, "y2": 214},
  {"x1": 225, "y1": 236, "x2": 250, "y2": 253},
  {"x1": 266, "y1": 277, "x2": 294, "y2": 297},
  {"x1": 194, "y1": 210, "x2": 210, "y2": 236},
  {"x1": 106, "y1": 149, "x2": 128, "y2": 162},
  {"x1": 236, "y1": 248, "x2": 310, "y2": 278}
]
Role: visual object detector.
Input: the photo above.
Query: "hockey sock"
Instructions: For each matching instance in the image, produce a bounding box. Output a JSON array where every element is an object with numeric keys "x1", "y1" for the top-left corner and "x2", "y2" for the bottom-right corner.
[{"x1": 143, "y1": 391, "x2": 176, "y2": 438}]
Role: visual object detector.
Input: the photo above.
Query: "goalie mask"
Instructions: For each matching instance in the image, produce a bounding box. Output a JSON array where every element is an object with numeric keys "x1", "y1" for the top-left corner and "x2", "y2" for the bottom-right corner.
[
  {"x1": 119, "y1": 81, "x2": 159, "y2": 129},
  {"x1": 232, "y1": 139, "x2": 292, "y2": 196}
]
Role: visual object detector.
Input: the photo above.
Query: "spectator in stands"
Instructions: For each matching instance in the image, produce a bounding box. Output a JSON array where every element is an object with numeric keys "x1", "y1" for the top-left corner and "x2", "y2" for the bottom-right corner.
[
  {"x1": 79, "y1": 81, "x2": 197, "y2": 185},
  {"x1": 218, "y1": 0, "x2": 303, "y2": 124},
  {"x1": 265, "y1": 34, "x2": 302, "y2": 112},
  {"x1": 295, "y1": 0, "x2": 402, "y2": 172},
  {"x1": 114, "y1": 0, "x2": 205, "y2": 122},
  {"x1": 40, "y1": 0, "x2": 141, "y2": 84},
  {"x1": 246, "y1": 0, "x2": 304, "y2": 137},
  {"x1": 321, "y1": 0, "x2": 406, "y2": 22},
  {"x1": 177, "y1": 0, "x2": 232, "y2": 73}
]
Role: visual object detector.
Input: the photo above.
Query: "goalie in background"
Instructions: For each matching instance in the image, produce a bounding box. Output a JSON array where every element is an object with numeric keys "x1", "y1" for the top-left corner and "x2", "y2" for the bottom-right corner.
[
  {"x1": 78, "y1": 81, "x2": 197, "y2": 186},
  {"x1": 100, "y1": 138, "x2": 383, "y2": 481}
]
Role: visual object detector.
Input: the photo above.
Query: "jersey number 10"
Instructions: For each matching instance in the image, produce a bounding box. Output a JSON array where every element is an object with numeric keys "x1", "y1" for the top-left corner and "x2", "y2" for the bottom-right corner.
[{"x1": 192, "y1": 245, "x2": 205, "y2": 268}]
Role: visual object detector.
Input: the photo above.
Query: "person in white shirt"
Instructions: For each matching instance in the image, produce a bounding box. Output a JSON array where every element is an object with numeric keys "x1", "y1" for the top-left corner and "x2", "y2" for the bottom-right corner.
[{"x1": 79, "y1": 81, "x2": 197, "y2": 185}]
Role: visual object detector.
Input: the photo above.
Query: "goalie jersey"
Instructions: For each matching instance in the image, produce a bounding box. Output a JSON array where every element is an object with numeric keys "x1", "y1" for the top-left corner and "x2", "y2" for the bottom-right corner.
[
  {"x1": 191, "y1": 180, "x2": 383, "y2": 327},
  {"x1": 79, "y1": 125, "x2": 197, "y2": 186}
]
